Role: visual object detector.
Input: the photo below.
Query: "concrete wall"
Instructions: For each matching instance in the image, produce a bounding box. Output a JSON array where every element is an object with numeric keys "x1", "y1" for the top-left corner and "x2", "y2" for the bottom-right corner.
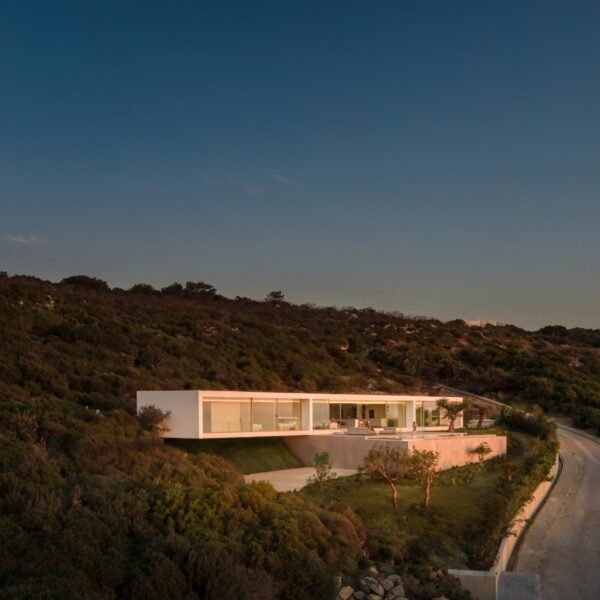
[
  {"x1": 284, "y1": 433, "x2": 506, "y2": 470},
  {"x1": 137, "y1": 390, "x2": 201, "y2": 438},
  {"x1": 449, "y1": 570, "x2": 498, "y2": 600},
  {"x1": 405, "y1": 434, "x2": 507, "y2": 470}
]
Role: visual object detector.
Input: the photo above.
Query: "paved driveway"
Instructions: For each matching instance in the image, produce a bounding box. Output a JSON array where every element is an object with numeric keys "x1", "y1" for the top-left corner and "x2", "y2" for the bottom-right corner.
[
  {"x1": 503, "y1": 426, "x2": 600, "y2": 599},
  {"x1": 245, "y1": 467, "x2": 358, "y2": 492}
]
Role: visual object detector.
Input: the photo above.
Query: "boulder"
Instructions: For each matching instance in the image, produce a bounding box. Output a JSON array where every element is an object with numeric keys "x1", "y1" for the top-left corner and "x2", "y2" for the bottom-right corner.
[
  {"x1": 381, "y1": 578, "x2": 394, "y2": 592},
  {"x1": 359, "y1": 577, "x2": 376, "y2": 594},
  {"x1": 388, "y1": 574, "x2": 402, "y2": 585},
  {"x1": 370, "y1": 583, "x2": 385, "y2": 597},
  {"x1": 339, "y1": 586, "x2": 355, "y2": 600},
  {"x1": 368, "y1": 565, "x2": 379, "y2": 577},
  {"x1": 367, "y1": 595, "x2": 383, "y2": 600},
  {"x1": 353, "y1": 592, "x2": 366, "y2": 600},
  {"x1": 386, "y1": 584, "x2": 405, "y2": 598}
]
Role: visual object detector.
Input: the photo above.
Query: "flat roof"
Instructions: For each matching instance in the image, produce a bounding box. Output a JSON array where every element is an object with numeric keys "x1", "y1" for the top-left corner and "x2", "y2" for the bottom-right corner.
[{"x1": 138, "y1": 390, "x2": 461, "y2": 402}]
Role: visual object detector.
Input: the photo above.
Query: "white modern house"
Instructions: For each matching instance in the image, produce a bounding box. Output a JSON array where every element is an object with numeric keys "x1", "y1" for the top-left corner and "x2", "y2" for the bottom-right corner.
[{"x1": 136, "y1": 390, "x2": 464, "y2": 439}]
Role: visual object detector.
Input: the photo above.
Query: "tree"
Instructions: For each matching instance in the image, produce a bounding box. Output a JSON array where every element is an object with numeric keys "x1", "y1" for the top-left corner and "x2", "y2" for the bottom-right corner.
[
  {"x1": 265, "y1": 290, "x2": 285, "y2": 303},
  {"x1": 308, "y1": 451, "x2": 337, "y2": 488},
  {"x1": 470, "y1": 442, "x2": 492, "y2": 465},
  {"x1": 137, "y1": 405, "x2": 171, "y2": 435},
  {"x1": 475, "y1": 404, "x2": 493, "y2": 429},
  {"x1": 363, "y1": 445, "x2": 410, "y2": 510},
  {"x1": 128, "y1": 283, "x2": 157, "y2": 295},
  {"x1": 161, "y1": 282, "x2": 184, "y2": 296},
  {"x1": 185, "y1": 281, "x2": 217, "y2": 296},
  {"x1": 409, "y1": 449, "x2": 439, "y2": 508},
  {"x1": 60, "y1": 275, "x2": 110, "y2": 292},
  {"x1": 436, "y1": 398, "x2": 468, "y2": 431}
]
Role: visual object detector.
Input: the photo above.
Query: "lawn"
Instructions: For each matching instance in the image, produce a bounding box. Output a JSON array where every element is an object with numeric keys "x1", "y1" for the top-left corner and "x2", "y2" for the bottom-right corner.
[
  {"x1": 166, "y1": 437, "x2": 303, "y2": 473},
  {"x1": 302, "y1": 431, "x2": 532, "y2": 570}
]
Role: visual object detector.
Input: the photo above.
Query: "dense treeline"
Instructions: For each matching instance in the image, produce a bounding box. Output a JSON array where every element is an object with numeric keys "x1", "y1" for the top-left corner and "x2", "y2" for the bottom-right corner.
[{"x1": 0, "y1": 272, "x2": 597, "y2": 597}]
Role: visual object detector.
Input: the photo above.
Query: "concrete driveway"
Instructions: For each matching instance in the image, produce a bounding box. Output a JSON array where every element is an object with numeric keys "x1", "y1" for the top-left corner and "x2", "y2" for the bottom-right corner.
[
  {"x1": 245, "y1": 467, "x2": 358, "y2": 492},
  {"x1": 502, "y1": 426, "x2": 600, "y2": 599}
]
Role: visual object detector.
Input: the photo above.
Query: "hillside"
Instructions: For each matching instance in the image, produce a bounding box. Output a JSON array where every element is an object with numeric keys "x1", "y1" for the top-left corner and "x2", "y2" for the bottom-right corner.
[
  {"x1": 1, "y1": 273, "x2": 599, "y2": 430},
  {"x1": 0, "y1": 273, "x2": 593, "y2": 598}
]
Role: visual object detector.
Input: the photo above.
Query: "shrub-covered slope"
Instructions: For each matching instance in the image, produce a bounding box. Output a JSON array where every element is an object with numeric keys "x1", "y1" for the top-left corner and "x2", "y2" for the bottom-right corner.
[
  {"x1": 1, "y1": 273, "x2": 599, "y2": 428},
  {"x1": 0, "y1": 273, "x2": 598, "y2": 597}
]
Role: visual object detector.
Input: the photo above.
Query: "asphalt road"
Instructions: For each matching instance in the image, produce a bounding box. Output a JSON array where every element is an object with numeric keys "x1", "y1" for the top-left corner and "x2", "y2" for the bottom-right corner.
[{"x1": 508, "y1": 426, "x2": 600, "y2": 599}]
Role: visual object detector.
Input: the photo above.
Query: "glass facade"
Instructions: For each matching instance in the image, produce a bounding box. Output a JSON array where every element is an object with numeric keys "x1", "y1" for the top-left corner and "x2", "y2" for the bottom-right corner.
[
  {"x1": 201, "y1": 396, "x2": 452, "y2": 433},
  {"x1": 203, "y1": 399, "x2": 251, "y2": 433},
  {"x1": 385, "y1": 403, "x2": 407, "y2": 427},
  {"x1": 203, "y1": 398, "x2": 303, "y2": 433},
  {"x1": 313, "y1": 401, "x2": 330, "y2": 430},
  {"x1": 415, "y1": 401, "x2": 450, "y2": 427}
]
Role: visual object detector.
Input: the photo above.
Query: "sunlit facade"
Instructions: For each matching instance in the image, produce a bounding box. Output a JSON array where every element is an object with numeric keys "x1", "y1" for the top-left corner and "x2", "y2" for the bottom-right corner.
[{"x1": 137, "y1": 391, "x2": 463, "y2": 439}]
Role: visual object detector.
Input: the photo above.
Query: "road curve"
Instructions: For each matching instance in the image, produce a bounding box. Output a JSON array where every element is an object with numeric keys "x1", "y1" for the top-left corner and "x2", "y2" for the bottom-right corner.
[{"x1": 511, "y1": 426, "x2": 600, "y2": 599}]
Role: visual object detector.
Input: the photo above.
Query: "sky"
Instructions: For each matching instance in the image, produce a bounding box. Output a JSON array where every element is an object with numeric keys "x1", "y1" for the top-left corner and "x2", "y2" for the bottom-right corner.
[{"x1": 1, "y1": 1, "x2": 599, "y2": 330}]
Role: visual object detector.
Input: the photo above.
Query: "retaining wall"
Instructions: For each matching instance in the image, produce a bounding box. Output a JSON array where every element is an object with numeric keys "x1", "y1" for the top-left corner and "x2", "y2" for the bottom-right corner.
[{"x1": 283, "y1": 433, "x2": 506, "y2": 470}]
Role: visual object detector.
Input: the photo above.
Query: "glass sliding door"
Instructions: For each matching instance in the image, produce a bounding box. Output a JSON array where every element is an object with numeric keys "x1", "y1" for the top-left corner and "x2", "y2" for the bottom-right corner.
[
  {"x1": 203, "y1": 399, "x2": 251, "y2": 433},
  {"x1": 276, "y1": 399, "x2": 302, "y2": 431},
  {"x1": 313, "y1": 401, "x2": 329, "y2": 429},
  {"x1": 386, "y1": 402, "x2": 407, "y2": 427},
  {"x1": 251, "y1": 399, "x2": 276, "y2": 432},
  {"x1": 416, "y1": 401, "x2": 441, "y2": 427}
]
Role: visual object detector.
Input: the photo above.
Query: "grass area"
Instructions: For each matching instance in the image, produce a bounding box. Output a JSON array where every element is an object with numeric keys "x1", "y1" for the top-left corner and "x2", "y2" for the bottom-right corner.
[
  {"x1": 302, "y1": 431, "x2": 533, "y2": 570},
  {"x1": 167, "y1": 437, "x2": 303, "y2": 474}
]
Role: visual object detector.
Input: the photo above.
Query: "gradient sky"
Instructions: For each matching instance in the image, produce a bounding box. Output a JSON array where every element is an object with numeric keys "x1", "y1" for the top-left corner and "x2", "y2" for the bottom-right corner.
[{"x1": 1, "y1": 1, "x2": 599, "y2": 329}]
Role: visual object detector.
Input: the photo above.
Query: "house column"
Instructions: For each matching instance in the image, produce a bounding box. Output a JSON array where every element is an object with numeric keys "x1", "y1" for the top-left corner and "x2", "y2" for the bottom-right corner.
[{"x1": 197, "y1": 391, "x2": 203, "y2": 438}]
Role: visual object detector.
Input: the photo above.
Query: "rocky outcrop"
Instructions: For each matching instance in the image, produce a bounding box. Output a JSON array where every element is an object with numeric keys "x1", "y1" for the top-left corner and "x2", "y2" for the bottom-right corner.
[{"x1": 337, "y1": 572, "x2": 407, "y2": 600}]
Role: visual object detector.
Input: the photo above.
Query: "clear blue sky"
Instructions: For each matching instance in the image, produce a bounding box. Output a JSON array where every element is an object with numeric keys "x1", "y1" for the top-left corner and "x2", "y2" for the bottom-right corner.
[{"x1": 1, "y1": 1, "x2": 599, "y2": 329}]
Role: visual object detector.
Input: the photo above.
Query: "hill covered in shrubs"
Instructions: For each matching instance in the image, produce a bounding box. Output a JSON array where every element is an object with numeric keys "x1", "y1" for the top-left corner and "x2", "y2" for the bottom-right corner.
[
  {"x1": 1, "y1": 272, "x2": 599, "y2": 429},
  {"x1": 0, "y1": 272, "x2": 597, "y2": 598}
]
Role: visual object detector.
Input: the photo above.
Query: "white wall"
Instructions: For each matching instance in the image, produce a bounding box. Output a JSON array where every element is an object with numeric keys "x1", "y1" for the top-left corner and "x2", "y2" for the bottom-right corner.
[{"x1": 137, "y1": 390, "x2": 201, "y2": 438}]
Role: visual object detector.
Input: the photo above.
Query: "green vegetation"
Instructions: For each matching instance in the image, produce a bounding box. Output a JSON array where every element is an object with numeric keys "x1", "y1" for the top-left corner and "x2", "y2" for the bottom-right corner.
[
  {"x1": 0, "y1": 399, "x2": 360, "y2": 599},
  {"x1": 436, "y1": 398, "x2": 468, "y2": 431},
  {"x1": 304, "y1": 421, "x2": 557, "y2": 571},
  {"x1": 0, "y1": 273, "x2": 574, "y2": 597},
  {"x1": 308, "y1": 451, "x2": 338, "y2": 488},
  {"x1": 1, "y1": 274, "x2": 598, "y2": 429},
  {"x1": 167, "y1": 437, "x2": 302, "y2": 474},
  {"x1": 363, "y1": 445, "x2": 410, "y2": 510}
]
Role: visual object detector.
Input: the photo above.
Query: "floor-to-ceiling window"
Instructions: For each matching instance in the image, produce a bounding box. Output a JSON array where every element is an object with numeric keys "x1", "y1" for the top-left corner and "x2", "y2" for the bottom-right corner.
[
  {"x1": 203, "y1": 398, "x2": 251, "y2": 433},
  {"x1": 203, "y1": 397, "x2": 304, "y2": 433},
  {"x1": 276, "y1": 399, "x2": 302, "y2": 431},
  {"x1": 415, "y1": 401, "x2": 443, "y2": 427},
  {"x1": 386, "y1": 402, "x2": 407, "y2": 427},
  {"x1": 251, "y1": 398, "x2": 276, "y2": 432},
  {"x1": 313, "y1": 400, "x2": 330, "y2": 429}
]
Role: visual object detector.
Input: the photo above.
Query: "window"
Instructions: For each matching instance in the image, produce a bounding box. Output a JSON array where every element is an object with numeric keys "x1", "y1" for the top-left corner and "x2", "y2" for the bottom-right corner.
[{"x1": 203, "y1": 399, "x2": 251, "y2": 433}]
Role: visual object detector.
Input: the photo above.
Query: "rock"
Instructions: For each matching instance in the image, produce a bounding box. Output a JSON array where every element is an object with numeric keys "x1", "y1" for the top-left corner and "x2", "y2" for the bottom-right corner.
[
  {"x1": 339, "y1": 586, "x2": 354, "y2": 600},
  {"x1": 386, "y1": 584, "x2": 405, "y2": 598},
  {"x1": 381, "y1": 578, "x2": 394, "y2": 592},
  {"x1": 368, "y1": 565, "x2": 379, "y2": 577},
  {"x1": 388, "y1": 574, "x2": 402, "y2": 585},
  {"x1": 367, "y1": 595, "x2": 383, "y2": 600},
  {"x1": 360, "y1": 577, "x2": 384, "y2": 597},
  {"x1": 370, "y1": 583, "x2": 385, "y2": 596},
  {"x1": 432, "y1": 597, "x2": 448, "y2": 600},
  {"x1": 353, "y1": 592, "x2": 366, "y2": 600}
]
